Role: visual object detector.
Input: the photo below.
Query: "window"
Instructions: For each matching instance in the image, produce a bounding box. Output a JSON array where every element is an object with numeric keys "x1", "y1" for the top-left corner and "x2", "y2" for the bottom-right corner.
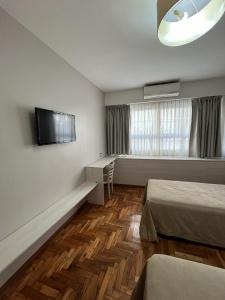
[{"x1": 130, "y1": 99, "x2": 192, "y2": 156}]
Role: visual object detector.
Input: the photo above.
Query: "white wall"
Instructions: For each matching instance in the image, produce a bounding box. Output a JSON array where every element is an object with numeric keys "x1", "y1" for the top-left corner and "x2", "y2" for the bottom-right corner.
[
  {"x1": 105, "y1": 77, "x2": 225, "y2": 106},
  {"x1": 114, "y1": 157, "x2": 225, "y2": 186},
  {"x1": 0, "y1": 8, "x2": 105, "y2": 241}
]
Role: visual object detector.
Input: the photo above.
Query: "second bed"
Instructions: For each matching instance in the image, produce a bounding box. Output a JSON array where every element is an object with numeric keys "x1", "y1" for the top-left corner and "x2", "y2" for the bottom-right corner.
[{"x1": 140, "y1": 179, "x2": 225, "y2": 248}]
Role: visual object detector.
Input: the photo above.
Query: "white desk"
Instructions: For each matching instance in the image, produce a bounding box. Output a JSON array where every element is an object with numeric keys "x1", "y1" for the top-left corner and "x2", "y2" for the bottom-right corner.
[{"x1": 86, "y1": 156, "x2": 116, "y2": 205}]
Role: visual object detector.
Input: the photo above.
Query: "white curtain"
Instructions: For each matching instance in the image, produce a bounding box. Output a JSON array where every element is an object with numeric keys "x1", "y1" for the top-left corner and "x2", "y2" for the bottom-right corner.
[{"x1": 130, "y1": 99, "x2": 192, "y2": 156}]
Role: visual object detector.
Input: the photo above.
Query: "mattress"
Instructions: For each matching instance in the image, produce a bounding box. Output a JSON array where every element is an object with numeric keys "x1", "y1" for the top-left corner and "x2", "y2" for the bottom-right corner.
[
  {"x1": 132, "y1": 254, "x2": 225, "y2": 300},
  {"x1": 140, "y1": 179, "x2": 225, "y2": 247}
]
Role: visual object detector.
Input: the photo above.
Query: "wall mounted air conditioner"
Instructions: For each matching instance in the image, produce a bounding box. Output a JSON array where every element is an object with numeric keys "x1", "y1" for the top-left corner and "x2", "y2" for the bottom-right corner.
[{"x1": 144, "y1": 81, "x2": 180, "y2": 100}]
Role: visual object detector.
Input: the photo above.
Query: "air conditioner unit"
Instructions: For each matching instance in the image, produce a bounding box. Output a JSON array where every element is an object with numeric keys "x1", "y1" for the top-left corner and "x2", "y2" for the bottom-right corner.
[{"x1": 144, "y1": 81, "x2": 180, "y2": 100}]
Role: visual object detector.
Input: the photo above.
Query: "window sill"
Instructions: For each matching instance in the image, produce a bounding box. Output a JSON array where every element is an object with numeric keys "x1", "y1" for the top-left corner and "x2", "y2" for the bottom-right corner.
[{"x1": 114, "y1": 155, "x2": 225, "y2": 162}]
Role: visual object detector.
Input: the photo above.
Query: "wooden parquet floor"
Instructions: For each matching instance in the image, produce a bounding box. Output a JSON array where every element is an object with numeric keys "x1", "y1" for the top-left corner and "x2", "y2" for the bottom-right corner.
[{"x1": 1, "y1": 185, "x2": 225, "y2": 300}]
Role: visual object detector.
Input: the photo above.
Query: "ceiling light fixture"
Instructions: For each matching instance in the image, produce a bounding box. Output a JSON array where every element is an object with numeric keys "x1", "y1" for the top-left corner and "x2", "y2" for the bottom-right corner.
[{"x1": 157, "y1": 0, "x2": 225, "y2": 46}]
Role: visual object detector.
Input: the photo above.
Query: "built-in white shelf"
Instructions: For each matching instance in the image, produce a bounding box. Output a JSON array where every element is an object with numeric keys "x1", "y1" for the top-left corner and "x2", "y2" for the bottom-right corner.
[
  {"x1": 0, "y1": 180, "x2": 97, "y2": 284},
  {"x1": 0, "y1": 157, "x2": 117, "y2": 287}
]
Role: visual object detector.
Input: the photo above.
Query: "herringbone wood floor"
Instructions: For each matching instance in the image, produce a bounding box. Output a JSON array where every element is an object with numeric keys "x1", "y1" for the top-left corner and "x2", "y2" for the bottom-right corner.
[{"x1": 1, "y1": 185, "x2": 225, "y2": 300}]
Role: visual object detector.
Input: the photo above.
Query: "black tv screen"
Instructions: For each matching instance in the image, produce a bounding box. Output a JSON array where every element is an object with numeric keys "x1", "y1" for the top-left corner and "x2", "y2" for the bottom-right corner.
[{"x1": 35, "y1": 107, "x2": 76, "y2": 145}]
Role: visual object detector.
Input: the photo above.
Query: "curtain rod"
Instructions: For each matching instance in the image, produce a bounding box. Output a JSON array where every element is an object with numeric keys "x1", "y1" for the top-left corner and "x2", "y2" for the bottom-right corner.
[{"x1": 128, "y1": 95, "x2": 224, "y2": 105}]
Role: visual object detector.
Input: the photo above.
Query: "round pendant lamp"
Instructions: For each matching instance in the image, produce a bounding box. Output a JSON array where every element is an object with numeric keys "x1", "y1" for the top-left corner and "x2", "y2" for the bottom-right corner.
[{"x1": 157, "y1": 0, "x2": 225, "y2": 46}]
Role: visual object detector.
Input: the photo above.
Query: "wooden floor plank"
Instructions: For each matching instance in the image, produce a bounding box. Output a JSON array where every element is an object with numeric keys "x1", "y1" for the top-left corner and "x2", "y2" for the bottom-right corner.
[{"x1": 1, "y1": 185, "x2": 225, "y2": 299}]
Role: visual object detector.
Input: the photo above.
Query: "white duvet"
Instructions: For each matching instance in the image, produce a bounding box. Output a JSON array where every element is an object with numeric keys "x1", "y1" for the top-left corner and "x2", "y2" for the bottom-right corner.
[{"x1": 140, "y1": 179, "x2": 225, "y2": 247}]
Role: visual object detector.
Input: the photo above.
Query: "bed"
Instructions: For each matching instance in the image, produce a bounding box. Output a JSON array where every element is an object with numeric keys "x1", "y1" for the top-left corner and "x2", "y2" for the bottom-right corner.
[
  {"x1": 132, "y1": 254, "x2": 225, "y2": 300},
  {"x1": 140, "y1": 179, "x2": 225, "y2": 248}
]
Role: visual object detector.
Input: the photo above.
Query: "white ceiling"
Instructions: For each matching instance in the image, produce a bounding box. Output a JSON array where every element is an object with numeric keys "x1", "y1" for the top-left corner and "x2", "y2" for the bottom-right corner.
[{"x1": 0, "y1": 0, "x2": 225, "y2": 92}]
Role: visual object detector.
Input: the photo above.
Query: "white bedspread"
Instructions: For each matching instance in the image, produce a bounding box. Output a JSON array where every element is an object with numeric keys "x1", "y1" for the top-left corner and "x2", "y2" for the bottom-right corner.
[
  {"x1": 132, "y1": 255, "x2": 225, "y2": 300},
  {"x1": 140, "y1": 179, "x2": 225, "y2": 247}
]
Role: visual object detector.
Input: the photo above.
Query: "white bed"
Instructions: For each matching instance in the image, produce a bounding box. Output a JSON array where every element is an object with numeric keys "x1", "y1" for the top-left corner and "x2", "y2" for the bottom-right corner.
[
  {"x1": 140, "y1": 179, "x2": 225, "y2": 247},
  {"x1": 132, "y1": 254, "x2": 225, "y2": 300}
]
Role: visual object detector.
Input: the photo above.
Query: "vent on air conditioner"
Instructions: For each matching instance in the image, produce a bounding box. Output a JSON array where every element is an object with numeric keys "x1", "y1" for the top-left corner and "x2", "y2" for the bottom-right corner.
[{"x1": 144, "y1": 81, "x2": 180, "y2": 100}]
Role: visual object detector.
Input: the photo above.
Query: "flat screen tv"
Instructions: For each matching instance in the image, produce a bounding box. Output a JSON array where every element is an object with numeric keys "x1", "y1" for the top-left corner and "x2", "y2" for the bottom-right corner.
[{"x1": 35, "y1": 107, "x2": 76, "y2": 145}]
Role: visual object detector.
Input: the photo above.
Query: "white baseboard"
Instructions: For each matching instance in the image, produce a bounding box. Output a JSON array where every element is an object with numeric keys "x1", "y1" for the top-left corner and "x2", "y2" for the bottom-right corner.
[{"x1": 0, "y1": 181, "x2": 97, "y2": 287}]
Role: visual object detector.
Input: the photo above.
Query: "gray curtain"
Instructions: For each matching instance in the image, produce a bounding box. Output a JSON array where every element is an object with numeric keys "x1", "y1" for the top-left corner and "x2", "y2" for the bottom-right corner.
[
  {"x1": 106, "y1": 105, "x2": 130, "y2": 155},
  {"x1": 189, "y1": 96, "x2": 222, "y2": 158}
]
